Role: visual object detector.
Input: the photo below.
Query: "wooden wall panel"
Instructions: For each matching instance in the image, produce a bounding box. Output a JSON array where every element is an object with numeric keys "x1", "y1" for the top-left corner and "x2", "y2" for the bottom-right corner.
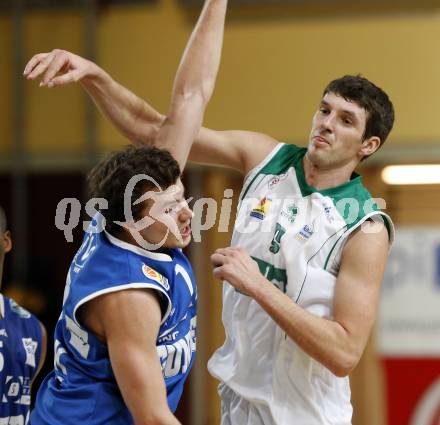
[
  {"x1": 0, "y1": 16, "x2": 13, "y2": 156},
  {"x1": 188, "y1": 168, "x2": 242, "y2": 425}
]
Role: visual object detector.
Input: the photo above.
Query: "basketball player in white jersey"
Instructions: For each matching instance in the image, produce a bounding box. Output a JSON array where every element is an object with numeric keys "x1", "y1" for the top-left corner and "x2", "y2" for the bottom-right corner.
[{"x1": 24, "y1": 37, "x2": 394, "y2": 425}]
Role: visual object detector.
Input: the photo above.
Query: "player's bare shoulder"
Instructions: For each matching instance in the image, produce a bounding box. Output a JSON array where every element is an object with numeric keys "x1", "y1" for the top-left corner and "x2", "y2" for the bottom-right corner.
[{"x1": 239, "y1": 131, "x2": 280, "y2": 174}]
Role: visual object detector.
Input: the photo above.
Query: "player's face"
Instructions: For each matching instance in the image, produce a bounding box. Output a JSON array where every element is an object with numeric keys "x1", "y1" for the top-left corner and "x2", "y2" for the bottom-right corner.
[
  {"x1": 139, "y1": 179, "x2": 193, "y2": 250},
  {"x1": 0, "y1": 229, "x2": 12, "y2": 284},
  {"x1": 307, "y1": 92, "x2": 370, "y2": 169}
]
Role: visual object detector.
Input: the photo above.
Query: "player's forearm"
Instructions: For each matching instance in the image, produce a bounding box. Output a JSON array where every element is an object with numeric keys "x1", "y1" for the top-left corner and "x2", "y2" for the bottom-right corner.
[
  {"x1": 171, "y1": 0, "x2": 227, "y2": 105},
  {"x1": 80, "y1": 67, "x2": 165, "y2": 144},
  {"x1": 129, "y1": 384, "x2": 182, "y2": 425},
  {"x1": 134, "y1": 409, "x2": 181, "y2": 425},
  {"x1": 250, "y1": 277, "x2": 361, "y2": 377}
]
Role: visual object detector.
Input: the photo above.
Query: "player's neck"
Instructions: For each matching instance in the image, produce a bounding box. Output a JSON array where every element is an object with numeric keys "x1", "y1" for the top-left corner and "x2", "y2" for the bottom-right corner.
[{"x1": 303, "y1": 155, "x2": 355, "y2": 190}]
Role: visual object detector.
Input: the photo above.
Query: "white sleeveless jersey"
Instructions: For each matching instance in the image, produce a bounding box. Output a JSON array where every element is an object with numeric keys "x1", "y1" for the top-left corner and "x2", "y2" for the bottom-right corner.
[{"x1": 208, "y1": 144, "x2": 394, "y2": 425}]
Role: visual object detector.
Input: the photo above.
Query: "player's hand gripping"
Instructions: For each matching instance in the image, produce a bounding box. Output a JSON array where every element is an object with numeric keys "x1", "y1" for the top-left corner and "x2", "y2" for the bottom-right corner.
[
  {"x1": 23, "y1": 49, "x2": 98, "y2": 88},
  {"x1": 211, "y1": 247, "x2": 268, "y2": 295}
]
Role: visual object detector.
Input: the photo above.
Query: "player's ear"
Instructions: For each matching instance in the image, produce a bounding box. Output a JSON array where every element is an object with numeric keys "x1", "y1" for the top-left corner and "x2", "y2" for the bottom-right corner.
[
  {"x1": 2, "y1": 230, "x2": 12, "y2": 254},
  {"x1": 359, "y1": 136, "x2": 381, "y2": 159}
]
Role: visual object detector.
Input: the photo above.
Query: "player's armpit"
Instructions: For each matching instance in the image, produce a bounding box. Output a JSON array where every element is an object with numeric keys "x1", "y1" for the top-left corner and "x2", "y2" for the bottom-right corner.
[
  {"x1": 332, "y1": 222, "x2": 390, "y2": 374},
  {"x1": 89, "y1": 289, "x2": 181, "y2": 425}
]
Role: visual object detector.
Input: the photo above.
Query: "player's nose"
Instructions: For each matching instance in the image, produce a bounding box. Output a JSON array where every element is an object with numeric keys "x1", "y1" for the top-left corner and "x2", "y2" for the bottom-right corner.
[
  {"x1": 179, "y1": 202, "x2": 193, "y2": 222},
  {"x1": 319, "y1": 112, "x2": 335, "y2": 132}
]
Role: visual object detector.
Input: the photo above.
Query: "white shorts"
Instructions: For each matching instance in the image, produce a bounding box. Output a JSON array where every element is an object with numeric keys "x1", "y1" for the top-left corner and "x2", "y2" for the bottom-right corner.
[{"x1": 218, "y1": 383, "x2": 275, "y2": 425}]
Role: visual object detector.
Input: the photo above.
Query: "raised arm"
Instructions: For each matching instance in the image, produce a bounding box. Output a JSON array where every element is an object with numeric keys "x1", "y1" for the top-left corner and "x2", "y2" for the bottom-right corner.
[{"x1": 152, "y1": 0, "x2": 228, "y2": 170}]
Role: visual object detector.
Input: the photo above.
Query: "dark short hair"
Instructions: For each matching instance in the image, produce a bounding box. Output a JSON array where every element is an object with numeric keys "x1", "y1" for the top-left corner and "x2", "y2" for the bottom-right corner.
[
  {"x1": 324, "y1": 75, "x2": 394, "y2": 152},
  {"x1": 87, "y1": 145, "x2": 181, "y2": 236},
  {"x1": 0, "y1": 206, "x2": 6, "y2": 234}
]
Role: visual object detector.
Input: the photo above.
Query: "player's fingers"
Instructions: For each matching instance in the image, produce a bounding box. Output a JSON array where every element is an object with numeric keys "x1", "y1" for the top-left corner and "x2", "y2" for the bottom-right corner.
[
  {"x1": 23, "y1": 53, "x2": 49, "y2": 76},
  {"x1": 212, "y1": 266, "x2": 225, "y2": 280},
  {"x1": 211, "y1": 253, "x2": 226, "y2": 267},
  {"x1": 26, "y1": 54, "x2": 55, "y2": 80},
  {"x1": 47, "y1": 69, "x2": 85, "y2": 88},
  {"x1": 41, "y1": 53, "x2": 71, "y2": 85}
]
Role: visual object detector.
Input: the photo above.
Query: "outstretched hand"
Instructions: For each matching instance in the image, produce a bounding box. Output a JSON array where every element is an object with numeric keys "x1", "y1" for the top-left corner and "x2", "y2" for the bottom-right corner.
[
  {"x1": 211, "y1": 246, "x2": 267, "y2": 296},
  {"x1": 23, "y1": 49, "x2": 98, "y2": 88}
]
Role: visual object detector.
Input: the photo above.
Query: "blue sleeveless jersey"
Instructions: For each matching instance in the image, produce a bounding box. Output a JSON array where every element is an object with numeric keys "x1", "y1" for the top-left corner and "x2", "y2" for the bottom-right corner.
[
  {"x1": 0, "y1": 295, "x2": 43, "y2": 425},
  {"x1": 31, "y1": 215, "x2": 197, "y2": 425}
]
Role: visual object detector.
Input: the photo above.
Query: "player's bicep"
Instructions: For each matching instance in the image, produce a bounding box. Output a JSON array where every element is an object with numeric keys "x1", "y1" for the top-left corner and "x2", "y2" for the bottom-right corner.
[
  {"x1": 93, "y1": 289, "x2": 172, "y2": 424},
  {"x1": 333, "y1": 223, "x2": 389, "y2": 355},
  {"x1": 189, "y1": 128, "x2": 279, "y2": 174}
]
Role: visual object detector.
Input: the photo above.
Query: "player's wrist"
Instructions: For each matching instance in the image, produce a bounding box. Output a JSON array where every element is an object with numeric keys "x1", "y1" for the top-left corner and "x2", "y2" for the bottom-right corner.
[
  {"x1": 246, "y1": 274, "x2": 272, "y2": 300},
  {"x1": 80, "y1": 64, "x2": 111, "y2": 90}
]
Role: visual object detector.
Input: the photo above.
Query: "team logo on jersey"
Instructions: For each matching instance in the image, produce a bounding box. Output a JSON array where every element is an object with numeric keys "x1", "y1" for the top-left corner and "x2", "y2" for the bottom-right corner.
[
  {"x1": 281, "y1": 202, "x2": 298, "y2": 224},
  {"x1": 250, "y1": 197, "x2": 271, "y2": 220},
  {"x1": 9, "y1": 300, "x2": 31, "y2": 319},
  {"x1": 22, "y1": 338, "x2": 38, "y2": 368},
  {"x1": 268, "y1": 173, "x2": 287, "y2": 190},
  {"x1": 295, "y1": 224, "x2": 314, "y2": 241},
  {"x1": 142, "y1": 264, "x2": 170, "y2": 290},
  {"x1": 0, "y1": 329, "x2": 8, "y2": 337}
]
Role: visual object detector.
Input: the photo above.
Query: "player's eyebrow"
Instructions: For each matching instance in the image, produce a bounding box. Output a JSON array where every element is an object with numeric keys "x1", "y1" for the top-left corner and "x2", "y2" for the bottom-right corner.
[{"x1": 321, "y1": 100, "x2": 360, "y2": 122}]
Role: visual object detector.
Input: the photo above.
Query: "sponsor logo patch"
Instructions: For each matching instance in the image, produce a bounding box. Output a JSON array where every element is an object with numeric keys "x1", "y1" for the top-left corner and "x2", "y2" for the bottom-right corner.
[
  {"x1": 2, "y1": 376, "x2": 31, "y2": 405},
  {"x1": 321, "y1": 201, "x2": 335, "y2": 223},
  {"x1": 142, "y1": 264, "x2": 170, "y2": 290},
  {"x1": 250, "y1": 197, "x2": 271, "y2": 220},
  {"x1": 22, "y1": 338, "x2": 38, "y2": 368},
  {"x1": 295, "y1": 224, "x2": 314, "y2": 241}
]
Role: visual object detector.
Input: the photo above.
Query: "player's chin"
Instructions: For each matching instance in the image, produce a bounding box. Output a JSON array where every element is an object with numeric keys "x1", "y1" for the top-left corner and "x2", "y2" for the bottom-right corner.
[
  {"x1": 178, "y1": 233, "x2": 192, "y2": 248},
  {"x1": 168, "y1": 233, "x2": 192, "y2": 249}
]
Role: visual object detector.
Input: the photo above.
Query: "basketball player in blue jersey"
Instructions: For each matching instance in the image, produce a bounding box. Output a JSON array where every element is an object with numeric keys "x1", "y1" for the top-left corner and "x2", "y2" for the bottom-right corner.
[
  {"x1": 0, "y1": 205, "x2": 47, "y2": 425},
  {"x1": 25, "y1": 0, "x2": 227, "y2": 424}
]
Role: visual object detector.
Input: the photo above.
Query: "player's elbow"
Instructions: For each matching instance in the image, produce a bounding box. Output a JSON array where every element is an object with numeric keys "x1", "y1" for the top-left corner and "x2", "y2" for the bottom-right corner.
[
  {"x1": 174, "y1": 78, "x2": 215, "y2": 106},
  {"x1": 329, "y1": 351, "x2": 360, "y2": 378}
]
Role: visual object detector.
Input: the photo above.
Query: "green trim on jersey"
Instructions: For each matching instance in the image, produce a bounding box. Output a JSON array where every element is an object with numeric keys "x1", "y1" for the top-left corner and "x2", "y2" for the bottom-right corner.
[
  {"x1": 252, "y1": 256, "x2": 287, "y2": 293},
  {"x1": 243, "y1": 143, "x2": 387, "y2": 232},
  {"x1": 292, "y1": 147, "x2": 380, "y2": 229},
  {"x1": 323, "y1": 233, "x2": 345, "y2": 271},
  {"x1": 240, "y1": 144, "x2": 304, "y2": 201}
]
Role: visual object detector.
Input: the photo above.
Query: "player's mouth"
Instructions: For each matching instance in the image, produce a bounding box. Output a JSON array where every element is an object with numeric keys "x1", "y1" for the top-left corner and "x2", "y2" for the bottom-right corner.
[
  {"x1": 313, "y1": 135, "x2": 330, "y2": 146},
  {"x1": 180, "y1": 225, "x2": 192, "y2": 239}
]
